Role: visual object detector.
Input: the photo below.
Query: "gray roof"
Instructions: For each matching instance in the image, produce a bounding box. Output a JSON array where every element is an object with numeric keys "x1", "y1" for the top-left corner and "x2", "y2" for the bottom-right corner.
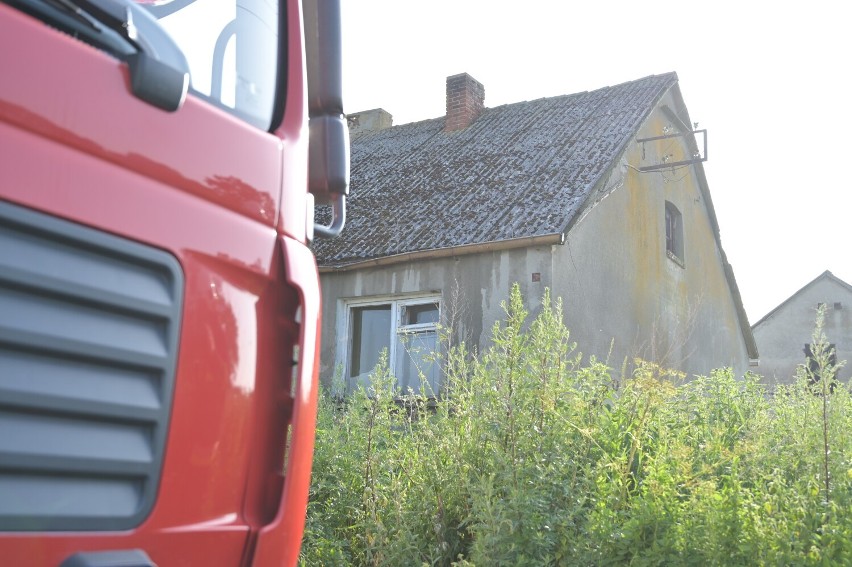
[{"x1": 314, "y1": 72, "x2": 678, "y2": 267}]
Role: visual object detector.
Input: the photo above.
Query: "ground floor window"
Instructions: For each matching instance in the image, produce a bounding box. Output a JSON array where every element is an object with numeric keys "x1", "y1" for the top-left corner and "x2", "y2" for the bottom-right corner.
[{"x1": 346, "y1": 296, "x2": 441, "y2": 395}]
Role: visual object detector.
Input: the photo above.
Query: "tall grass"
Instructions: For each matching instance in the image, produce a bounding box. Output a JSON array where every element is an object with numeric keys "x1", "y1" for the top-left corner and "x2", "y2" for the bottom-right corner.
[{"x1": 302, "y1": 285, "x2": 852, "y2": 566}]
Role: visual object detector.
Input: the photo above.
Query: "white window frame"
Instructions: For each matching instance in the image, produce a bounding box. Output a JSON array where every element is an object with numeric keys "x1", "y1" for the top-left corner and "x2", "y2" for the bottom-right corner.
[{"x1": 337, "y1": 293, "x2": 442, "y2": 395}]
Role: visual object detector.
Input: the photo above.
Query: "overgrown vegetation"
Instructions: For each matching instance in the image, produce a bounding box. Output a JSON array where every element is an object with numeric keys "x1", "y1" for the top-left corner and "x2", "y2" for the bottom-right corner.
[{"x1": 302, "y1": 287, "x2": 852, "y2": 566}]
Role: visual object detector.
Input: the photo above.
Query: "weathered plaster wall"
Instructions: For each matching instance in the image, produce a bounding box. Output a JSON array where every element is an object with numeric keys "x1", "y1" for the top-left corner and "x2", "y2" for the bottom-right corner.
[
  {"x1": 753, "y1": 277, "x2": 852, "y2": 388},
  {"x1": 318, "y1": 247, "x2": 553, "y2": 388},
  {"x1": 551, "y1": 90, "x2": 751, "y2": 378}
]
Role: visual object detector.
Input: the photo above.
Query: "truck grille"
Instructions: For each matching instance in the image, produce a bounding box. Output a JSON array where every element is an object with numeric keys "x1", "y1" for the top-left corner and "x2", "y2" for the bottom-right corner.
[{"x1": 0, "y1": 201, "x2": 183, "y2": 531}]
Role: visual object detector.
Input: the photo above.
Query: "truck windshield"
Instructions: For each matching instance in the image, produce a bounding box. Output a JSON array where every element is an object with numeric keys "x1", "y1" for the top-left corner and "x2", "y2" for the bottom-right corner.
[{"x1": 141, "y1": 0, "x2": 280, "y2": 130}]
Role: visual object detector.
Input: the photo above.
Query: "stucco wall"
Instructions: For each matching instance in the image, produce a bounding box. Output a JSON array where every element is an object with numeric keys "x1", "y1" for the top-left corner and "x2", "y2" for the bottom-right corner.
[
  {"x1": 550, "y1": 91, "x2": 751, "y2": 378},
  {"x1": 752, "y1": 276, "x2": 852, "y2": 389},
  {"x1": 318, "y1": 247, "x2": 553, "y2": 388}
]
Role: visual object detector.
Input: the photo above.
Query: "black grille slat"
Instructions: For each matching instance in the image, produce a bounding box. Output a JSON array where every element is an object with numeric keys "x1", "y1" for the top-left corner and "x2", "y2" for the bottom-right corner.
[
  {"x1": 0, "y1": 201, "x2": 183, "y2": 531},
  {"x1": 0, "y1": 474, "x2": 144, "y2": 530},
  {"x1": 0, "y1": 221, "x2": 173, "y2": 308},
  {"x1": 0, "y1": 263, "x2": 176, "y2": 319},
  {"x1": 0, "y1": 285, "x2": 170, "y2": 359},
  {"x1": 0, "y1": 389, "x2": 162, "y2": 423},
  {"x1": 0, "y1": 452, "x2": 154, "y2": 477},
  {"x1": 0, "y1": 346, "x2": 161, "y2": 411},
  {"x1": 0, "y1": 327, "x2": 176, "y2": 370}
]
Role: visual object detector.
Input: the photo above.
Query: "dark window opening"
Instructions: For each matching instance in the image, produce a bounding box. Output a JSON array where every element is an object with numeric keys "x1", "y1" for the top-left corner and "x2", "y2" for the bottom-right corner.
[
  {"x1": 805, "y1": 343, "x2": 837, "y2": 390},
  {"x1": 665, "y1": 201, "x2": 684, "y2": 265}
]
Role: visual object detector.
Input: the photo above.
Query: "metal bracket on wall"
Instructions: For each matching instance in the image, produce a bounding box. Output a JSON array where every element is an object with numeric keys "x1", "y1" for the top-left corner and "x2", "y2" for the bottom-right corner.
[{"x1": 636, "y1": 129, "x2": 707, "y2": 172}]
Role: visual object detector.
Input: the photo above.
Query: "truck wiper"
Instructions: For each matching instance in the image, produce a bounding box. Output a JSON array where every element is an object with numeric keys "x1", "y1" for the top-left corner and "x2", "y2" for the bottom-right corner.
[
  {"x1": 44, "y1": 0, "x2": 102, "y2": 33},
  {"x1": 65, "y1": 0, "x2": 137, "y2": 43},
  {"x1": 2, "y1": 0, "x2": 135, "y2": 58},
  {"x1": 72, "y1": 0, "x2": 189, "y2": 111},
  {"x1": 3, "y1": 0, "x2": 189, "y2": 112}
]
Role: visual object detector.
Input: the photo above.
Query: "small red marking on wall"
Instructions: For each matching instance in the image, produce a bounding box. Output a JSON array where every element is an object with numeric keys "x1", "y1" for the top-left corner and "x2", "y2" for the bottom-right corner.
[{"x1": 532, "y1": 273, "x2": 540, "y2": 282}]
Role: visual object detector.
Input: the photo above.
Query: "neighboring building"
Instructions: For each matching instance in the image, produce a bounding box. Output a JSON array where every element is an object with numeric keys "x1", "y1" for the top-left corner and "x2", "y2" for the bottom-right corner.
[
  {"x1": 313, "y1": 72, "x2": 757, "y2": 394},
  {"x1": 752, "y1": 271, "x2": 852, "y2": 388}
]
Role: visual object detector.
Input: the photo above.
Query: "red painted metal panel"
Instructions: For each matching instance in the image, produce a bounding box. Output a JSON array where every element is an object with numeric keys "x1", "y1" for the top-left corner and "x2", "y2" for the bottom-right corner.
[
  {"x1": 250, "y1": 237, "x2": 321, "y2": 567},
  {"x1": 0, "y1": 5, "x2": 282, "y2": 230}
]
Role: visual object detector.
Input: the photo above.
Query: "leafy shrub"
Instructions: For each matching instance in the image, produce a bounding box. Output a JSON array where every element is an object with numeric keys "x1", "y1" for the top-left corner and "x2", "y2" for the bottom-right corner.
[{"x1": 301, "y1": 286, "x2": 852, "y2": 566}]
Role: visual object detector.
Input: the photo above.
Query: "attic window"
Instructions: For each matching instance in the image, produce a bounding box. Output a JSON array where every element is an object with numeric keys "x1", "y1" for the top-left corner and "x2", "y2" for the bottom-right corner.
[{"x1": 665, "y1": 201, "x2": 684, "y2": 266}]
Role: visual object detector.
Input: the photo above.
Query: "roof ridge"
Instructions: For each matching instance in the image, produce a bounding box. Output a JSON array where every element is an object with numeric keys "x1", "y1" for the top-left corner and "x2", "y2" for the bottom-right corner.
[{"x1": 374, "y1": 72, "x2": 679, "y2": 130}]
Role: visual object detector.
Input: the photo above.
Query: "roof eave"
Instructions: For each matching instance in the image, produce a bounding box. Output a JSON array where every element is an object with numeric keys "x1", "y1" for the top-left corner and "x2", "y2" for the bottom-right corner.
[{"x1": 319, "y1": 232, "x2": 564, "y2": 273}]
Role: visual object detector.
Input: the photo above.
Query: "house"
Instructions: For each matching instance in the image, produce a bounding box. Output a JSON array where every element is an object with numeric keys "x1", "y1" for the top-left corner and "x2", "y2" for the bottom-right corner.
[
  {"x1": 313, "y1": 72, "x2": 757, "y2": 394},
  {"x1": 752, "y1": 271, "x2": 852, "y2": 388}
]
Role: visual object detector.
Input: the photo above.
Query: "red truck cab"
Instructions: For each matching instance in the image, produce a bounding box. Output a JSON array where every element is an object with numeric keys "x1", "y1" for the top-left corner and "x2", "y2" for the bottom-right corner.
[{"x1": 0, "y1": 0, "x2": 347, "y2": 564}]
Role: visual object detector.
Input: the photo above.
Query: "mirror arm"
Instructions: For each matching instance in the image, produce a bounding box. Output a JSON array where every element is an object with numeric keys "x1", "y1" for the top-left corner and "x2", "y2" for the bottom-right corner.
[{"x1": 304, "y1": 0, "x2": 349, "y2": 239}]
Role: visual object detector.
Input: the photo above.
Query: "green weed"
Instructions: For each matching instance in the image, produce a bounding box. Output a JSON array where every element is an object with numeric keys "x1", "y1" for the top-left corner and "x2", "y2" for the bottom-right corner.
[{"x1": 302, "y1": 285, "x2": 852, "y2": 566}]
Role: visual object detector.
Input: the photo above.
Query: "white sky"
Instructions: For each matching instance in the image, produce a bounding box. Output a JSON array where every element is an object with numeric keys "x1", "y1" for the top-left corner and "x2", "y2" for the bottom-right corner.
[{"x1": 340, "y1": 0, "x2": 852, "y2": 324}]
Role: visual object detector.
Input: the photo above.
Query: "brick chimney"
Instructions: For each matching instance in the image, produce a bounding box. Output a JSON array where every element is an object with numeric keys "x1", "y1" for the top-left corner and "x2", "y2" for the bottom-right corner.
[{"x1": 445, "y1": 73, "x2": 484, "y2": 132}]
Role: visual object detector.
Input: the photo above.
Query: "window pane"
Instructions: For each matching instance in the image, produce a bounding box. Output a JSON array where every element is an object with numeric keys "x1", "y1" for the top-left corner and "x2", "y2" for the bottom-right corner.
[
  {"x1": 350, "y1": 305, "x2": 391, "y2": 383},
  {"x1": 403, "y1": 302, "x2": 439, "y2": 326},
  {"x1": 147, "y1": 0, "x2": 279, "y2": 130},
  {"x1": 395, "y1": 330, "x2": 438, "y2": 396}
]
